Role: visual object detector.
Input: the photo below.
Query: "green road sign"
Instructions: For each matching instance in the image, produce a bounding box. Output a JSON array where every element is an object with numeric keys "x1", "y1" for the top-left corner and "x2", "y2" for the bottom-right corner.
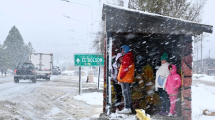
[{"x1": 74, "y1": 54, "x2": 104, "y2": 66}]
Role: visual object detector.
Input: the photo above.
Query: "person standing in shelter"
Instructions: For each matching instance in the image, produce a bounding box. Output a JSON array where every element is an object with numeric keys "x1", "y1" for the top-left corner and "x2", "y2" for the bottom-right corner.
[
  {"x1": 117, "y1": 45, "x2": 135, "y2": 114},
  {"x1": 165, "y1": 64, "x2": 181, "y2": 117},
  {"x1": 111, "y1": 53, "x2": 123, "y2": 112},
  {"x1": 155, "y1": 53, "x2": 170, "y2": 116}
]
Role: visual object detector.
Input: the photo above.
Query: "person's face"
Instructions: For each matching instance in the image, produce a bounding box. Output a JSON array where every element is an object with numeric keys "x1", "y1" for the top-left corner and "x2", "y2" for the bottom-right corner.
[
  {"x1": 161, "y1": 60, "x2": 166, "y2": 64},
  {"x1": 122, "y1": 49, "x2": 125, "y2": 55},
  {"x1": 118, "y1": 57, "x2": 123, "y2": 63},
  {"x1": 169, "y1": 67, "x2": 172, "y2": 71}
]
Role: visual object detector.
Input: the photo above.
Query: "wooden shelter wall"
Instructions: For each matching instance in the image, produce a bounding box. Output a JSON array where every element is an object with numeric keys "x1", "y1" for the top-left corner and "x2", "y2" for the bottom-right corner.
[
  {"x1": 112, "y1": 33, "x2": 182, "y2": 70},
  {"x1": 111, "y1": 33, "x2": 183, "y2": 114}
]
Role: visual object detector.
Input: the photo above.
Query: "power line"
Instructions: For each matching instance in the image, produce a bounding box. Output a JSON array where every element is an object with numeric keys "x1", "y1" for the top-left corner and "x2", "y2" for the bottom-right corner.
[
  {"x1": 35, "y1": 43, "x2": 92, "y2": 47},
  {"x1": 35, "y1": 44, "x2": 79, "y2": 47},
  {"x1": 61, "y1": 0, "x2": 93, "y2": 32}
]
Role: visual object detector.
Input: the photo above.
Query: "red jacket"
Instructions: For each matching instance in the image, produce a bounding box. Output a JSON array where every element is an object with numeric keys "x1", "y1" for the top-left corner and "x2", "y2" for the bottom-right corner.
[{"x1": 117, "y1": 51, "x2": 134, "y2": 83}]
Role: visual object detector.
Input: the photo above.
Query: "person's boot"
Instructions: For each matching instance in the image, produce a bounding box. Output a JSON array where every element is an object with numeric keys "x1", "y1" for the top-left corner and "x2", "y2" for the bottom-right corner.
[
  {"x1": 115, "y1": 108, "x2": 119, "y2": 113},
  {"x1": 156, "y1": 111, "x2": 164, "y2": 115},
  {"x1": 168, "y1": 113, "x2": 173, "y2": 117},
  {"x1": 162, "y1": 111, "x2": 169, "y2": 116},
  {"x1": 118, "y1": 108, "x2": 132, "y2": 114}
]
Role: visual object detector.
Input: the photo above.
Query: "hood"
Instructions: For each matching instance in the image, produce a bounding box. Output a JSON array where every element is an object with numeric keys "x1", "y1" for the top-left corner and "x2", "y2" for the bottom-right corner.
[
  {"x1": 120, "y1": 45, "x2": 130, "y2": 55},
  {"x1": 115, "y1": 53, "x2": 123, "y2": 62},
  {"x1": 169, "y1": 64, "x2": 177, "y2": 75}
]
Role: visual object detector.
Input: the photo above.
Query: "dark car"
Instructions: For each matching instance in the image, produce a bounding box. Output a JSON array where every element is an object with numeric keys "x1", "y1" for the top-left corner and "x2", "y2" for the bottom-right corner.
[
  {"x1": 52, "y1": 68, "x2": 59, "y2": 75},
  {"x1": 14, "y1": 62, "x2": 37, "y2": 83},
  {"x1": 52, "y1": 66, "x2": 61, "y2": 75}
]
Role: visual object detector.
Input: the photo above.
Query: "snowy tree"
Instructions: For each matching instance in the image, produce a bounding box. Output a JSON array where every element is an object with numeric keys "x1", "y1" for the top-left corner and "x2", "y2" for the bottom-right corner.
[
  {"x1": 0, "y1": 43, "x2": 5, "y2": 67},
  {"x1": 112, "y1": 0, "x2": 124, "y2": 6},
  {"x1": 3, "y1": 26, "x2": 31, "y2": 69},
  {"x1": 93, "y1": 0, "x2": 207, "y2": 53},
  {"x1": 128, "y1": 0, "x2": 206, "y2": 22},
  {"x1": 92, "y1": 22, "x2": 106, "y2": 53},
  {"x1": 28, "y1": 41, "x2": 35, "y2": 53}
]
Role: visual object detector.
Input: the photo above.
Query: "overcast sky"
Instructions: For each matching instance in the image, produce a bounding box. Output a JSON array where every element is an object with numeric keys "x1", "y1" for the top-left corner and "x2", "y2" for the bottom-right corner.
[
  {"x1": 0, "y1": 0, "x2": 103, "y2": 61},
  {"x1": 199, "y1": 0, "x2": 215, "y2": 60},
  {"x1": 0, "y1": 0, "x2": 214, "y2": 61}
]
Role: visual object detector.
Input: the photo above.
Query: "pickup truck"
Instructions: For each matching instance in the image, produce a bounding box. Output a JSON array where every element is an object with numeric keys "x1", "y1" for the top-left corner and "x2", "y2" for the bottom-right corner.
[{"x1": 14, "y1": 62, "x2": 37, "y2": 83}]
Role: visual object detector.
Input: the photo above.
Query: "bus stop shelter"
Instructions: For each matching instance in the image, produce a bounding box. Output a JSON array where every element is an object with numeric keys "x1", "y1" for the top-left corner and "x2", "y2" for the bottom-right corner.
[{"x1": 102, "y1": 4, "x2": 213, "y2": 120}]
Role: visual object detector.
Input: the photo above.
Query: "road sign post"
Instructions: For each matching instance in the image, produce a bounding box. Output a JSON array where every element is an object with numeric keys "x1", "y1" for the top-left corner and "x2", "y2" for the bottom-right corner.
[
  {"x1": 98, "y1": 66, "x2": 100, "y2": 90},
  {"x1": 79, "y1": 66, "x2": 82, "y2": 95},
  {"x1": 74, "y1": 54, "x2": 104, "y2": 66},
  {"x1": 74, "y1": 54, "x2": 104, "y2": 94}
]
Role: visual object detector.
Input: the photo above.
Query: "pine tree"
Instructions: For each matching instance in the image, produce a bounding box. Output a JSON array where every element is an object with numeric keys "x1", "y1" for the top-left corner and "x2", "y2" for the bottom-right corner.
[
  {"x1": 0, "y1": 43, "x2": 4, "y2": 67},
  {"x1": 28, "y1": 41, "x2": 35, "y2": 53},
  {"x1": 3, "y1": 26, "x2": 29, "y2": 69}
]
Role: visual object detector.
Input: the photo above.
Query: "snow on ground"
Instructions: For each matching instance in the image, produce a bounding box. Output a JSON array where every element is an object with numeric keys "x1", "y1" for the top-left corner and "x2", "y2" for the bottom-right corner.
[
  {"x1": 0, "y1": 75, "x2": 13, "y2": 81},
  {"x1": 109, "y1": 113, "x2": 136, "y2": 120},
  {"x1": 51, "y1": 75, "x2": 61, "y2": 80},
  {"x1": 193, "y1": 74, "x2": 215, "y2": 82},
  {"x1": 74, "y1": 92, "x2": 103, "y2": 106},
  {"x1": 192, "y1": 74, "x2": 215, "y2": 120},
  {"x1": 0, "y1": 75, "x2": 103, "y2": 119}
]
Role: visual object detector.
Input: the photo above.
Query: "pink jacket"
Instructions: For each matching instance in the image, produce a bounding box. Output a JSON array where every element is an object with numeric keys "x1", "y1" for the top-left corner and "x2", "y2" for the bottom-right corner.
[{"x1": 165, "y1": 65, "x2": 181, "y2": 95}]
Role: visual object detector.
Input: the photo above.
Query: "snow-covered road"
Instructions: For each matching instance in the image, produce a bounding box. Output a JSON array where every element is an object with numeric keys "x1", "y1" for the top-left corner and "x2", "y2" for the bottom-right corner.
[
  {"x1": 3, "y1": 73, "x2": 214, "y2": 120},
  {"x1": 0, "y1": 75, "x2": 103, "y2": 120}
]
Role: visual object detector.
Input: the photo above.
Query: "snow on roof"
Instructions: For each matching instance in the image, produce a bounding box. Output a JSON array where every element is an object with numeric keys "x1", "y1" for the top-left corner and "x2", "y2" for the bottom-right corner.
[{"x1": 103, "y1": 4, "x2": 212, "y2": 28}]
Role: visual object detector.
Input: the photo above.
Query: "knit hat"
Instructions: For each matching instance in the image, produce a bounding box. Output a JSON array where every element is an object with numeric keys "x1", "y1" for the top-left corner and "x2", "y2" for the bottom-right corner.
[{"x1": 161, "y1": 53, "x2": 168, "y2": 61}]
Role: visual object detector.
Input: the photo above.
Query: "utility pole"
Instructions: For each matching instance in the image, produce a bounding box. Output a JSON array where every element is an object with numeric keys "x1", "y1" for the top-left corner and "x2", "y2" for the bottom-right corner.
[
  {"x1": 197, "y1": 44, "x2": 199, "y2": 74},
  {"x1": 201, "y1": 34, "x2": 203, "y2": 73},
  {"x1": 209, "y1": 50, "x2": 211, "y2": 58},
  {"x1": 197, "y1": 43, "x2": 198, "y2": 61}
]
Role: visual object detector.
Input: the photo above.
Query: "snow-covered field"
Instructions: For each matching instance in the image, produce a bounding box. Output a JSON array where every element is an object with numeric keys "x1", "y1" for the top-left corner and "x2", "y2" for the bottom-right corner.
[
  {"x1": 193, "y1": 74, "x2": 215, "y2": 82},
  {"x1": 74, "y1": 92, "x2": 103, "y2": 106},
  {"x1": 192, "y1": 74, "x2": 215, "y2": 120},
  {"x1": 75, "y1": 74, "x2": 215, "y2": 119}
]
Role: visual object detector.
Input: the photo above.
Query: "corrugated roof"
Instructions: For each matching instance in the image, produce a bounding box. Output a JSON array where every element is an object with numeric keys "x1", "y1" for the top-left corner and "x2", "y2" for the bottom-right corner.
[{"x1": 102, "y1": 4, "x2": 213, "y2": 34}]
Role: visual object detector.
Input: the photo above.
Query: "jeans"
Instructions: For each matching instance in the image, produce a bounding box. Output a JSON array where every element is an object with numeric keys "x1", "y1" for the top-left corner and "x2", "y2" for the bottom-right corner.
[
  {"x1": 113, "y1": 80, "x2": 122, "y2": 108},
  {"x1": 121, "y1": 82, "x2": 132, "y2": 109},
  {"x1": 158, "y1": 88, "x2": 170, "y2": 112}
]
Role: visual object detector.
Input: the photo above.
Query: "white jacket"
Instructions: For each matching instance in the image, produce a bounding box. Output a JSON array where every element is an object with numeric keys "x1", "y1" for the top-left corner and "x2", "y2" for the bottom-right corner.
[{"x1": 155, "y1": 62, "x2": 170, "y2": 91}]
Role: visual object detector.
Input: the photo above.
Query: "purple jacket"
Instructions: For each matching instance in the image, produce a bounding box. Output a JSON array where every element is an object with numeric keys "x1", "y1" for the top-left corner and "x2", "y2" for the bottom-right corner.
[
  {"x1": 165, "y1": 65, "x2": 182, "y2": 95},
  {"x1": 111, "y1": 53, "x2": 122, "y2": 82}
]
